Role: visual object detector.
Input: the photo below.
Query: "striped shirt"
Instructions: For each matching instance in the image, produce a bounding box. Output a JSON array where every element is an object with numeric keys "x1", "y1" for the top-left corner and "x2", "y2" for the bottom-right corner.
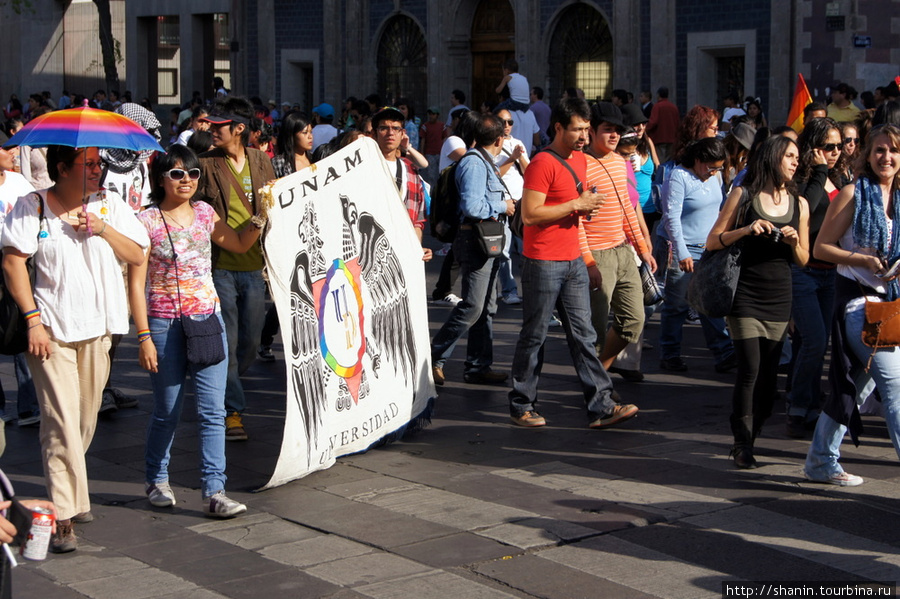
[{"x1": 578, "y1": 151, "x2": 648, "y2": 267}]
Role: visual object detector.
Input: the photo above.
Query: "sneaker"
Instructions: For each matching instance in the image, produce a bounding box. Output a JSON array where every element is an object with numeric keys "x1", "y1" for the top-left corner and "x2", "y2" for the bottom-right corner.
[
  {"x1": 72, "y1": 511, "x2": 94, "y2": 524},
  {"x1": 439, "y1": 293, "x2": 462, "y2": 306},
  {"x1": 99, "y1": 390, "x2": 119, "y2": 414},
  {"x1": 500, "y1": 293, "x2": 523, "y2": 305},
  {"x1": 50, "y1": 520, "x2": 77, "y2": 553},
  {"x1": 257, "y1": 345, "x2": 276, "y2": 362},
  {"x1": 463, "y1": 370, "x2": 508, "y2": 385},
  {"x1": 225, "y1": 412, "x2": 248, "y2": 441},
  {"x1": 548, "y1": 314, "x2": 563, "y2": 327},
  {"x1": 607, "y1": 366, "x2": 644, "y2": 382},
  {"x1": 105, "y1": 387, "x2": 139, "y2": 410},
  {"x1": 146, "y1": 481, "x2": 176, "y2": 507},
  {"x1": 203, "y1": 491, "x2": 247, "y2": 519},
  {"x1": 659, "y1": 357, "x2": 688, "y2": 372},
  {"x1": 687, "y1": 309, "x2": 700, "y2": 323},
  {"x1": 589, "y1": 404, "x2": 639, "y2": 429},
  {"x1": 511, "y1": 411, "x2": 546, "y2": 427},
  {"x1": 17, "y1": 412, "x2": 40, "y2": 427},
  {"x1": 805, "y1": 470, "x2": 864, "y2": 487},
  {"x1": 432, "y1": 366, "x2": 445, "y2": 386}
]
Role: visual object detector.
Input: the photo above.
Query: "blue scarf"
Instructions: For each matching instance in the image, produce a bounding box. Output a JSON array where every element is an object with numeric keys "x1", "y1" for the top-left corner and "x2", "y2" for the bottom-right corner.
[{"x1": 852, "y1": 175, "x2": 900, "y2": 300}]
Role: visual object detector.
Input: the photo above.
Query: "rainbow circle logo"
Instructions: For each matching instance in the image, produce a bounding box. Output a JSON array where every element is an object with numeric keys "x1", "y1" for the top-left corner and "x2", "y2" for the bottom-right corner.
[{"x1": 317, "y1": 259, "x2": 365, "y2": 378}]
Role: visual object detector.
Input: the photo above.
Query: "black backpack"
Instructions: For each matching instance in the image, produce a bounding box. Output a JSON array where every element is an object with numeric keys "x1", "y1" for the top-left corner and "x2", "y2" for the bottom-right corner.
[
  {"x1": 0, "y1": 193, "x2": 44, "y2": 356},
  {"x1": 429, "y1": 161, "x2": 462, "y2": 243}
]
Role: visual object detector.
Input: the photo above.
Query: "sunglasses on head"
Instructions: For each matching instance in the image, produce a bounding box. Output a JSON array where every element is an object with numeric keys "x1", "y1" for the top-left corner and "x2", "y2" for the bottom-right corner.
[
  {"x1": 820, "y1": 143, "x2": 844, "y2": 152},
  {"x1": 163, "y1": 168, "x2": 201, "y2": 181}
]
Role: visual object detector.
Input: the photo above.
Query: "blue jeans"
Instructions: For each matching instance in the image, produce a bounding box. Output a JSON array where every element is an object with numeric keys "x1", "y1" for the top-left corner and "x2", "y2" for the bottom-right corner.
[
  {"x1": 145, "y1": 314, "x2": 228, "y2": 498},
  {"x1": 213, "y1": 268, "x2": 267, "y2": 414},
  {"x1": 432, "y1": 228, "x2": 499, "y2": 374},
  {"x1": 658, "y1": 244, "x2": 733, "y2": 364},
  {"x1": 0, "y1": 353, "x2": 39, "y2": 418},
  {"x1": 509, "y1": 257, "x2": 617, "y2": 420},
  {"x1": 805, "y1": 304, "x2": 900, "y2": 478},
  {"x1": 788, "y1": 265, "x2": 835, "y2": 419}
]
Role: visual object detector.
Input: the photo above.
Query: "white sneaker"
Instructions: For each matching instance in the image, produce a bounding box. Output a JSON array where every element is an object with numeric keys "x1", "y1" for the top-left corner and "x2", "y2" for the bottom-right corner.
[
  {"x1": 501, "y1": 293, "x2": 522, "y2": 305},
  {"x1": 440, "y1": 293, "x2": 462, "y2": 306},
  {"x1": 146, "y1": 481, "x2": 176, "y2": 507},
  {"x1": 805, "y1": 470, "x2": 864, "y2": 487},
  {"x1": 203, "y1": 491, "x2": 247, "y2": 518}
]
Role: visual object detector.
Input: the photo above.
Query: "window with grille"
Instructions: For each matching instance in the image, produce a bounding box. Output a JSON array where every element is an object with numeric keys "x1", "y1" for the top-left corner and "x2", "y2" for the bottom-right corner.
[
  {"x1": 376, "y1": 16, "x2": 427, "y2": 113},
  {"x1": 548, "y1": 5, "x2": 613, "y2": 103}
]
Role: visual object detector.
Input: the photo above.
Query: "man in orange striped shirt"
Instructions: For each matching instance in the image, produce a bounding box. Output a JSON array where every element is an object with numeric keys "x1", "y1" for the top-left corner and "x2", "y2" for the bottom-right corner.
[{"x1": 579, "y1": 102, "x2": 657, "y2": 371}]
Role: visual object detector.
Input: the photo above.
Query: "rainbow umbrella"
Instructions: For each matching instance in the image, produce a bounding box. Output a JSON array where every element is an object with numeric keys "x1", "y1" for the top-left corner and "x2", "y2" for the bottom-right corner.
[{"x1": 2, "y1": 103, "x2": 164, "y2": 152}]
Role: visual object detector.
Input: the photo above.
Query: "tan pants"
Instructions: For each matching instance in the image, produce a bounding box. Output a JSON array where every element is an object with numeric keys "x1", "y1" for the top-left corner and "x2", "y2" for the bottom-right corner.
[{"x1": 27, "y1": 334, "x2": 111, "y2": 521}]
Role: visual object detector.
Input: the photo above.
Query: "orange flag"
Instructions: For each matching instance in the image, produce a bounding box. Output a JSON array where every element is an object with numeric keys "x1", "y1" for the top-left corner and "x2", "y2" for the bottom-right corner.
[{"x1": 787, "y1": 73, "x2": 812, "y2": 133}]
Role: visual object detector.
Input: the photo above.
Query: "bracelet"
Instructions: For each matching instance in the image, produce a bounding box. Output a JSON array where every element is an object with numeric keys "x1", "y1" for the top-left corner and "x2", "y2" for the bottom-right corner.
[
  {"x1": 23, "y1": 309, "x2": 40, "y2": 320},
  {"x1": 718, "y1": 232, "x2": 731, "y2": 248},
  {"x1": 28, "y1": 321, "x2": 42, "y2": 329},
  {"x1": 138, "y1": 336, "x2": 152, "y2": 344},
  {"x1": 94, "y1": 221, "x2": 108, "y2": 237}
]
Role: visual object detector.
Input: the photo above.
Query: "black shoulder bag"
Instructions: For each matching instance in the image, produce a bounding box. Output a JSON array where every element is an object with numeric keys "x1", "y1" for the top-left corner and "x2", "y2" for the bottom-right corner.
[{"x1": 0, "y1": 193, "x2": 45, "y2": 356}]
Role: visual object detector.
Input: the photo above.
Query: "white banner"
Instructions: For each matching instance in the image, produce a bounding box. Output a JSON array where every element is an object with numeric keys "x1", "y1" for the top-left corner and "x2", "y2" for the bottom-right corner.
[{"x1": 259, "y1": 138, "x2": 435, "y2": 489}]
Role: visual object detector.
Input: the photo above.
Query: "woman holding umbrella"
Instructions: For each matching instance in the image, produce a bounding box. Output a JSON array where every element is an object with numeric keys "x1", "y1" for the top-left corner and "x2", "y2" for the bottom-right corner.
[{"x1": 1, "y1": 145, "x2": 149, "y2": 552}]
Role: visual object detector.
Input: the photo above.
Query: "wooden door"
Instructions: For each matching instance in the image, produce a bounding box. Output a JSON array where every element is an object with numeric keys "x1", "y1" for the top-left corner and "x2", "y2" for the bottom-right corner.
[{"x1": 470, "y1": 0, "x2": 515, "y2": 109}]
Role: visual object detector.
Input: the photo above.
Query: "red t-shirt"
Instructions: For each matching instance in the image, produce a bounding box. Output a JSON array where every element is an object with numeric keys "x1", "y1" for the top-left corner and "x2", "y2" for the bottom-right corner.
[
  {"x1": 420, "y1": 121, "x2": 445, "y2": 155},
  {"x1": 522, "y1": 150, "x2": 586, "y2": 261}
]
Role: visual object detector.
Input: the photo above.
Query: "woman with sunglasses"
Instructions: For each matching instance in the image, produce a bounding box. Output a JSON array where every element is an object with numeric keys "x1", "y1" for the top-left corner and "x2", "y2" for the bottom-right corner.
[
  {"x1": 837, "y1": 121, "x2": 860, "y2": 186},
  {"x1": 657, "y1": 137, "x2": 736, "y2": 372},
  {"x1": 804, "y1": 124, "x2": 900, "y2": 486},
  {"x1": 128, "y1": 144, "x2": 262, "y2": 519},
  {"x1": 1, "y1": 145, "x2": 149, "y2": 552},
  {"x1": 785, "y1": 117, "x2": 845, "y2": 438},
  {"x1": 707, "y1": 136, "x2": 810, "y2": 468}
]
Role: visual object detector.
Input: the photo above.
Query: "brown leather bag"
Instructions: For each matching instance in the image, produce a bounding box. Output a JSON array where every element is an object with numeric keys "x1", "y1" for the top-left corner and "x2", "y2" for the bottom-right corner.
[{"x1": 861, "y1": 298, "x2": 900, "y2": 369}]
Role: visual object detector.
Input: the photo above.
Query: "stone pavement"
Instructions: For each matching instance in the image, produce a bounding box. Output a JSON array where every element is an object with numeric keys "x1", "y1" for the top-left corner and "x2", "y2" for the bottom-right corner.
[{"x1": 3, "y1": 252, "x2": 900, "y2": 599}]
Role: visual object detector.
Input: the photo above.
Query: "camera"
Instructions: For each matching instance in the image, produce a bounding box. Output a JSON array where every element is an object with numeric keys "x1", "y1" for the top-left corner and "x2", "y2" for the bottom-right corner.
[{"x1": 762, "y1": 228, "x2": 784, "y2": 244}]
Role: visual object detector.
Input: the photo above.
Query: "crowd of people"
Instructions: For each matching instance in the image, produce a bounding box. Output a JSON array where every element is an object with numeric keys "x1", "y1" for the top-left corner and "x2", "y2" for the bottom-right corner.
[{"x1": 0, "y1": 69, "x2": 899, "y2": 567}]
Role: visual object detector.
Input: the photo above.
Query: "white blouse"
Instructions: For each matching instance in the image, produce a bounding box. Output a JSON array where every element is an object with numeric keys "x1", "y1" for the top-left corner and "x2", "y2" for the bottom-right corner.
[{"x1": 1, "y1": 189, "x2": 150, "y2": 343}]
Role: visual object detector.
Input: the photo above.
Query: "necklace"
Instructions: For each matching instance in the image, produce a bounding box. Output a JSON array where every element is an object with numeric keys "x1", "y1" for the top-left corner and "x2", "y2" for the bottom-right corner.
[{"x1": 160, "y1": 206, "x2": 193, "y2": 229}]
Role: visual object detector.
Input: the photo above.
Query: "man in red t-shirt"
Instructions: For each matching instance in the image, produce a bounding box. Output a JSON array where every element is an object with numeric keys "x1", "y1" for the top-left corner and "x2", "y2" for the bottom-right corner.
[{"x1": 508, "y1": 98, "x2": 639, "y2": 429}]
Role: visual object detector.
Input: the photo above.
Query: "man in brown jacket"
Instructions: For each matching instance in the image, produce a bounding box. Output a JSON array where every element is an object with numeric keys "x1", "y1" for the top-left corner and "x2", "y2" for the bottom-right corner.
[{"x1": 195, "y1": 96, "x2": 275, "y2": 441}]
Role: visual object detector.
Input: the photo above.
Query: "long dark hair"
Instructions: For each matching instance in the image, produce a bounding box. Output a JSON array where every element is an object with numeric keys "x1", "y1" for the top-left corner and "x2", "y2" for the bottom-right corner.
[
  {"x1": 741, "y1": 136, "x2": 799, "y2": 199},
  {"x1": 149, "y1": 144, "x2": 201, "y2": 204},
  {"x1": 795, "y1": 116, "x2": 842, "y2": 187},
  {"x1": 276, "y1": 111, "x2": 312, "y2": 160}
]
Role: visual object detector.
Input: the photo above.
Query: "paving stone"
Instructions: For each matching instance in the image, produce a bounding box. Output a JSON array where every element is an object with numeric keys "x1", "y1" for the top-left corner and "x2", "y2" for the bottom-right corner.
[
  {"x1": 12, "y1": 567, "x2": 91, "y2": 599},
  {"x1": 207, "y1": 568, "x2": 341, "y2": 599},
  {"x1": 356, "y1": 570, "x2": 520, "y2": 599},
  {"x1": 119, "y1": 533, "x2": 247, "y2": 570},
  {"x1": 474, "y1": 553, "x2": 658, "y2": 599},
  {"x1": 391, "y1": 532, "x2": 515, "y2": 568},
  {"x1": 68, "y1": 567, "x2": 199, "y2": 599},
  {"x1": 538, "y1": 535, "x2": 727, "y2": 598},
  {"x1": 35, "y1": 554, "x2": 147, "y2": 584},
  {"x1": 477, "y1": 517, "x2": 599, "y2": 549},
  {"x1": 305, "y1": 552, "x2": 432, "y2": 586},
  {"x1": 164, "y1": 550, "x2": 290, "y2": 586},
  {"x1": 157, "y1": 590, "x2": 230, "y2": 599},
  {"x1": 258, "y1": 534, "x2": 375, "y2": 568}
]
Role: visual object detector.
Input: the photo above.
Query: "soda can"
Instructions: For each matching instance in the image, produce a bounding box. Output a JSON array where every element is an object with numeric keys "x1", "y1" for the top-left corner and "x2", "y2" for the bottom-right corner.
[{"x1": 20, "y1": 506, "x2": 54, "y2": 561}]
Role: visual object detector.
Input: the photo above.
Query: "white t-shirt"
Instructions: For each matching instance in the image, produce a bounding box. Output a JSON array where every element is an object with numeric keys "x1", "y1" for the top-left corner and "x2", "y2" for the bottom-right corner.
[
  {"x1": 1, "y1": 190, "x2": 150, "y2": 342},
  {"x1": 507, "y1": 73, "x2": 530, "y2": 104},
  {"x1": 312, "y1": 124, "x2": 339, "y2": 151},
  {"x1": 176, "y1": 129, "x2": 194, "y2": 146},
  {"x1": 439, "y1": 136, "x2": 466, "y2": 171},
  {"x1": 494, "y1": 137, "x2": 525, "y2": 200},
  {"x1": 510, "y1": 109, "x2": 540, "y2": 156},
  {"x1": 102, "y1": 162, "x2": 152, "y2": 214},
  {"x1": 0, "y1": 172, "x2": 35, "y2": 224}
]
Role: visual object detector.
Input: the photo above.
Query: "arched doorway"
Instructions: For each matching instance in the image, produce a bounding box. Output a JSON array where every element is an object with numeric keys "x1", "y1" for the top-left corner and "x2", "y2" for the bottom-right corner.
[
  {"x1": 547, "y1": 4, "x2": 613, "y2": 103},
  {"x1": 376, "y1": 15, "x2": 427, "y2": 112},
  {"x1": 470, "y1": 0, "x2": 514, "y2": 110}
]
